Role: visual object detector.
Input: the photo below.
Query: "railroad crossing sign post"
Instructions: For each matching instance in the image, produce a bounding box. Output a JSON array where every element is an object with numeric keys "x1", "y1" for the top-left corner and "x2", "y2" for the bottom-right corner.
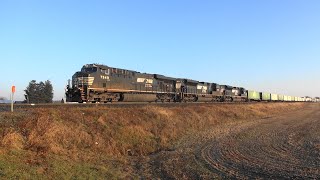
[{"x1": 11, "y1": 86, "x2": 15, "y2": 112}]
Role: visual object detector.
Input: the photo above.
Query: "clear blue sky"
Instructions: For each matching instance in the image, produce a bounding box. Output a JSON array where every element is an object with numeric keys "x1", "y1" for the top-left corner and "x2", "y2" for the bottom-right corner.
[{"x1": 1, "y1": 0, "x2": 319, "y2": 100}]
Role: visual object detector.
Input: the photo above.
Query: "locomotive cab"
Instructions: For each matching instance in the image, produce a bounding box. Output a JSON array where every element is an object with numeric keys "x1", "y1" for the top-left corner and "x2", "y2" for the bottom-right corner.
[
  {"x1": 66, "y1": 64, "x2": 99, "y2": 102},
  {"x1": 232, "y1": 87, "x2": 247, "y2": 102}
]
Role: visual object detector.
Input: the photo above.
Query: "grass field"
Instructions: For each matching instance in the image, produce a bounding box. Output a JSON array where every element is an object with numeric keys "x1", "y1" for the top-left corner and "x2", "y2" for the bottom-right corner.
[{"x1": 0, "y1": 103, "x2": 304, "y2": 179}]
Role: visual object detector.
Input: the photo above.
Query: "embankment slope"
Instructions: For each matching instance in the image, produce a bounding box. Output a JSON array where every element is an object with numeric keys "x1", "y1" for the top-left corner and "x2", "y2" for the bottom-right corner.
[{"x1": 0, "y1": 103, "x2": 305, "y2": 179}]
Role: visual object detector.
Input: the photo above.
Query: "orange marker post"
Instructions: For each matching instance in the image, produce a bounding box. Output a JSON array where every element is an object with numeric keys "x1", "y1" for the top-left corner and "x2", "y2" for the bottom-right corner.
[{"x1": 11, "y1": 86, "x2": 15, "y2": 112}]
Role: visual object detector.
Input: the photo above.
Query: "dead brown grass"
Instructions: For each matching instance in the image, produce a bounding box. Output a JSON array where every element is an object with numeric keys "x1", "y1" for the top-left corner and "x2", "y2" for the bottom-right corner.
[
  {"x1": 0, "y1": 103, "x2": 305, "y2": 163},
  {"x1": 1, "y1": 131, "x2": 25, "y2": 149},
  {"x1": 0, "y1": 103, "x2": 305, "y2": 159}
]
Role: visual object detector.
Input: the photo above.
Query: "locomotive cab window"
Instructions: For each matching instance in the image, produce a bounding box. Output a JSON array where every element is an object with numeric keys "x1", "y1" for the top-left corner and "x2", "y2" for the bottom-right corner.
[{"x1": 82, "y1": 67, "x2": 97, "y2": 73}]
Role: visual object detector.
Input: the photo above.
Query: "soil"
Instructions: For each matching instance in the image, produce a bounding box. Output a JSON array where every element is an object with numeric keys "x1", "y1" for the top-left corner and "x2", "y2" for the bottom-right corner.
[{"x1": 134, "y1": 103, "x2": 320, "y2": 179}]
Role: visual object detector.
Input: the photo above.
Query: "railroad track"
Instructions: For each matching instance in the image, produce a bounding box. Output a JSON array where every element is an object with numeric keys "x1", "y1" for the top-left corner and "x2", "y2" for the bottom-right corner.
[{"x1": 0, "y1": 101, "x2": 267, "y2": 112}]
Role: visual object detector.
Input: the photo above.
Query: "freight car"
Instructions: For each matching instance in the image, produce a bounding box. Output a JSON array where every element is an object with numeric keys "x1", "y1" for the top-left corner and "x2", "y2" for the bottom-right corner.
[
  {"x1": 271, "y1": 94, "x2": 278, "y2": 101},
  {"x1": 65, "y1": 64, "x2": 310, "y2": 103}
]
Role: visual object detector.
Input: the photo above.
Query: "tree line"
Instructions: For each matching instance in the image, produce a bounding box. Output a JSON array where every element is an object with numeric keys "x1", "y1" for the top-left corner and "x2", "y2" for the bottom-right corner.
[{"x1": 24, "y1": 80, "x2": 54, "y2": 103}]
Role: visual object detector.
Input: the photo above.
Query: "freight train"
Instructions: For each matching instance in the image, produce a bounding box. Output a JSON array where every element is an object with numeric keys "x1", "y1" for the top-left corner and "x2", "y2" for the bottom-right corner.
[{"x1": 65, "y1": 64, "x2": 312, "y2": 103}]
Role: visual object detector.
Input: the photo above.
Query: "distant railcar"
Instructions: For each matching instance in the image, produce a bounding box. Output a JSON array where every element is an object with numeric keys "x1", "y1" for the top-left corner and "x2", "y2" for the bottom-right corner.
[
  {"x1": 278, "y1": 95, "x2": 284, "y2": 102},
  {"x1": 271, "y1": 94, "x2": 278, "y2": 101},
  {"x1": 247, "y1": 90, "x2": 260, "y2": 101},
  {"x1": 261, "y1": 92, "x2": 271, "y2": 101}
]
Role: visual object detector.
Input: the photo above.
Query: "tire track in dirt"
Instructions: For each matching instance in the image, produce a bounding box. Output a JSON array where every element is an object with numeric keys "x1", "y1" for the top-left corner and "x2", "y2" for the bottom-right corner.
[
  {"x1": 199, "y1": 104, "x2": 320, "y2": 179},
  {"x1": 135, "y1": 104, "x2": 320, "y2": 179}
]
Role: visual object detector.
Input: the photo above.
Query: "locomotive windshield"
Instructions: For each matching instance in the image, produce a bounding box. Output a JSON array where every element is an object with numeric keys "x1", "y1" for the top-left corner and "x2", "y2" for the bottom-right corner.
[{"x1": 81, "y1": 67, "x2": 97, "y2": 73}]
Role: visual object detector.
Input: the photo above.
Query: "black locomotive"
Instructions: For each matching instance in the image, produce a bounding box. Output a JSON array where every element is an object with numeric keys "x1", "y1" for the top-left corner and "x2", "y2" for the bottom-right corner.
[{"x1": 65, "y1": 64, "x2": 247, "y2": 103}]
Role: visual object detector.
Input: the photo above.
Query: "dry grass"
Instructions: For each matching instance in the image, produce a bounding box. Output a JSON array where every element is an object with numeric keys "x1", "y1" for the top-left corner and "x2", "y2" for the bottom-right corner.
[{"x1": 0, "y1": 103, "x2": 305, "y2": 178}]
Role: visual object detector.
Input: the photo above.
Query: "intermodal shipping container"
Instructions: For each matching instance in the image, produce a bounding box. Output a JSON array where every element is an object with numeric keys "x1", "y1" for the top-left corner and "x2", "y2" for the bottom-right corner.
[
  {"x1": 247, "y1": 90, "x2": 260, "y2": 101},
  {"x1": 261, "y1": 92, "x2": 271, "y2": 101},
  {"x1": 271, "y1": 94, "x2": 278, "y2": 101},
  {"x1": 278, "y1": 94, "x2": 284, "y2": 101}
]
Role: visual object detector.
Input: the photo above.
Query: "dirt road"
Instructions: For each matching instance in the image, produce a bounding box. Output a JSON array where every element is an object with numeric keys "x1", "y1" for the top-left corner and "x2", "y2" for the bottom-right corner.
[{"x1": 136, "y1": 104, "x2": 320, "y2": 179}]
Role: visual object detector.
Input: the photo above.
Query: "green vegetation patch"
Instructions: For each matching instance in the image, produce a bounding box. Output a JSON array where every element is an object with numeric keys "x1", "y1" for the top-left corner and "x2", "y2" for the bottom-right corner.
[{"x1": 0, "y1": 149, "x2": 125, "y2": 180}]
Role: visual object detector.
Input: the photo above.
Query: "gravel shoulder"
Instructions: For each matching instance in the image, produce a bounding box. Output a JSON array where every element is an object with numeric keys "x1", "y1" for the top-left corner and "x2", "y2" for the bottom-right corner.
[{"x1": 134, "y1": 103, "x2": 320, "y2": 179}]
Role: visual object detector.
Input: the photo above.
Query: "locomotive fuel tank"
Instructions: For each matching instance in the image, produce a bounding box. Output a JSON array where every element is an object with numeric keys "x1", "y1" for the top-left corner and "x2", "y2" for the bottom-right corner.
[{"x1": 122, "y1": 94, "x2": 157, "y2": 102}]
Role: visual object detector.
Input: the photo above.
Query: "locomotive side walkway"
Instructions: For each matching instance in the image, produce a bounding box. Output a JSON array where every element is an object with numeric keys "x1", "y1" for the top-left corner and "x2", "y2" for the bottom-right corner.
[{"x1": 136, "y1": 103, "x2": 320, "y2": 179}]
